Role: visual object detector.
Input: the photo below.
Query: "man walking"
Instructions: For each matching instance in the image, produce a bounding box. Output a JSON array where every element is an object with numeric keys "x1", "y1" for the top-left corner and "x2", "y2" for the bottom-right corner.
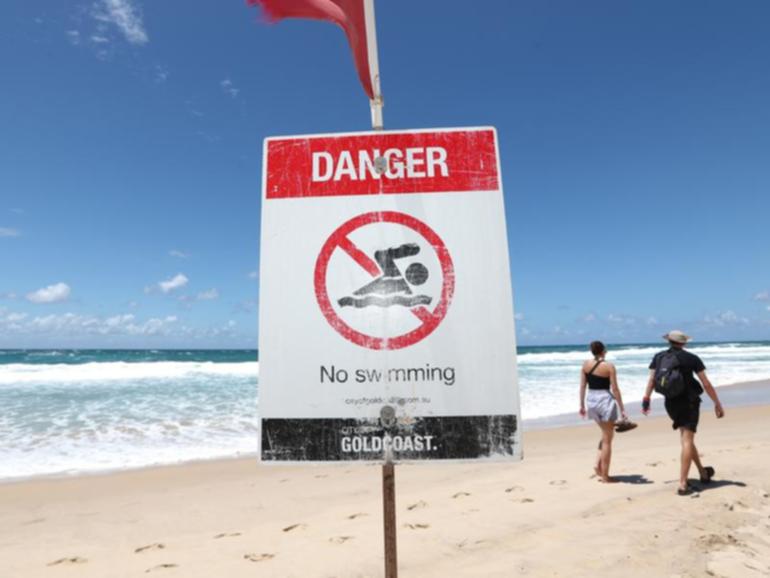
[{"x1": 642, "y1": 330, "x2": 725, "y2": 495}]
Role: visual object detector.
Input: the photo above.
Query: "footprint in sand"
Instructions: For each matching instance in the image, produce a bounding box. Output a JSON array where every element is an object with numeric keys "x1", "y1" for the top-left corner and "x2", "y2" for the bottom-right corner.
[
  {"x1": 244, "y1": 553, "x2": 275, "y2": 563},
  {"x1": 456, "y1": 539, "x2": 488, "y2": 550},
  {"x1": 646, "y1": 461, "x2": 663, "y2": 467},
  {"x1": 724, "y1": 501, "x2": 749, "y2": 512},
  {"x1": 404, "y1": 523, "x2": 430, "y2": 530},
  {"x1": 518, "y1": 498, "x2": 535, "y2": 503},
  {"x1": 282, "y1": 523, "x2": 307, "y2": 533},
  {"x1": 347, "y1": 512, "x2": 368, "y2": 520},
  {"x1": 21, "y1": 518, "x2": 46, "y2": 526},
  {"x1": 145, "y1": 564, "x2": 178, "y2": 572},
  {"x1": 214, "y1": 532, "x2": 242, "y2": 539},
  {"x1": 452, "y1": 492, "x2": 471, "y2": 499},
  {"x1": 135, "y1": 543, "x2": 165, "y2": 554},
  {"x1": 697, "y1": 534, "x2": 740, "y2": 548},
  {"x1": 329, "y1": 536, "x2": 355, "y2": 544},
  {"x1": 549, "y1": 480, "x2": 567, "y2": 486},
  {"x1": 407, "y1": 500, "x2": 428, "y2": 510},
  {"x1": 314, "y1": 474, "x2": 328, "y2": 478},
  {"x1": 47, "y1": 557, "x2": 88, "y2": 566},
  {"x1": 505, "y1": 486, "x2": 523, "y2": 493}
]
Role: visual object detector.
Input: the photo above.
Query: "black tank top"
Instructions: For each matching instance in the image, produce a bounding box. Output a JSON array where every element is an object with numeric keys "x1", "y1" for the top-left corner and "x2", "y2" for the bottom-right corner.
[{"x1": 586, "y1": 360, "x2": 611, "y2": 390}]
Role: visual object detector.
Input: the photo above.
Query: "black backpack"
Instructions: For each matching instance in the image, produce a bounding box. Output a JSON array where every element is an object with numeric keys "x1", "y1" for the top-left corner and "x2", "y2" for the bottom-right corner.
[{"x1": 653, "y1": 350, "x2": 686, "y2": 398}]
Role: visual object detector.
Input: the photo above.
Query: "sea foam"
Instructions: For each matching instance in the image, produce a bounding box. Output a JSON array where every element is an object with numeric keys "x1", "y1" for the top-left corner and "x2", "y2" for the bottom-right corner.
[{"x1": 1, "y1": 343, "x2": 769, "y2": 480}]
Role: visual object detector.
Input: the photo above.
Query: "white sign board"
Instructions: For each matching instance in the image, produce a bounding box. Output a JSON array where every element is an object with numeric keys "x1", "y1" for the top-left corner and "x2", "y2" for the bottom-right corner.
[{"x1": 258, "y1": 127, "x2": 520, "y2": 463}]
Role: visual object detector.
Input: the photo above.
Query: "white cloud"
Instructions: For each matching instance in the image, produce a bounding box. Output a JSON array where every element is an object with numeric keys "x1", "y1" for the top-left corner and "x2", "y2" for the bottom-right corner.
[
  {"x1": 169, "y1": 249, "x2": 189, "y2": 259},
  {"x1": 703, "y1": 310, "x2": 750, "y2": 327},
  {"x1": 581, "y1": 313, "x2": 596, "y2": 322},
  {"x1": 18, "y1": 312, "x2": 178, "y2": 336},
  {"x1": 91, "y1": 34, "x2": 110, "y2": 44},
  {"x1": 0, "y1": 292, "x2": 18, "y2": 300},
  {"x1": 0, "y1": 227, "x2": 20, "y2": 237},
  {"x1": 646, "y1": 316, "x2": 659, "y2": 326},
  {"x1": 92, "y1": 0, "x2": 148, "y2": 45},
  {"x1": 248, "y1": 270, "x2": 258, "y2": 280},
  {"x1": 220, "y1": 78, "x2": 240, "y2": 98},
  {"x1": 154, "y1": 65, "x2": 169, "y2": 83},
  {"x1": 197, "y1": 288, "x2": 220, "y2": 301},
  {"x1": 0, "y1": 310, "x2": 252, "y2": 345},
  {"x1": 158, "y1": 273, "x2": 188, "y2": 294},
  {"x1": 753, "y1": 291, "x2": 770, "y2": 302},
  {"x1": 514, "y1": 312, "x2": 524, "y2": 321},
  {"x1": 607, "y1": 313, "x2": 636, "y2": 326},
  {"x1": 235, "y1": 299, "x2": 257, "y2": 314},
  {"x1": 66, "y1": 30, "x2": 81, "y2": 45},
  {"x1": 26, "y1": 282, "x2": 71, "y2": 304}
]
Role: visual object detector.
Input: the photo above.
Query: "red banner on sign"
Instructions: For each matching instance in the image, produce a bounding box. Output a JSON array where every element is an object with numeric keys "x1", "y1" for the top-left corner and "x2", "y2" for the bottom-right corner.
[{"x1": 265, "y1": 129, "x2": 499, "y2": 199}]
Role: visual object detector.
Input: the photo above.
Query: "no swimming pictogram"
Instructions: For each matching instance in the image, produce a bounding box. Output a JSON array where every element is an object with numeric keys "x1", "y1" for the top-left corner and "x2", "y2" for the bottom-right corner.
[{"x1": 314, "y1": 211, "x2": 454, "y2": 350}]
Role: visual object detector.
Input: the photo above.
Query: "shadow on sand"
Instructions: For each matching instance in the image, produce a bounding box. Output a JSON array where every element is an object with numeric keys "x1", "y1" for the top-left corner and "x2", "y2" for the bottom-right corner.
[
  {"x1": 689, "y1": 479, "x2": 747, "y2": 493},
  {"x1": 613, "y1": 474, "x2": 654, "y2": 485}
]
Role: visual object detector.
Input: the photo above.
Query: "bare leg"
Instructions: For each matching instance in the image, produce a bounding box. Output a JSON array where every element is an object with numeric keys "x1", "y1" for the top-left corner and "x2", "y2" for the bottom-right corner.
[
  {"x1": 598, "y1": 422, "x2": 616, "y2": 483},
  {"x1": 593, "y1": 440, "x2": 602, "y2": 477},
  {"x1": 679, "y1": 428, "x2": 698, "y2": 491},
  {"x1": 690, "y1": 439, "x2": 705, "y2": 478}
]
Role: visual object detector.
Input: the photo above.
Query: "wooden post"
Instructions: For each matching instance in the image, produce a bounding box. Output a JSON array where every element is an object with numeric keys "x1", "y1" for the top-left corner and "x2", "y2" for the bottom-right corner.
[{"x1": 382, "y1": 462, "x2": 398, "y2": 578}]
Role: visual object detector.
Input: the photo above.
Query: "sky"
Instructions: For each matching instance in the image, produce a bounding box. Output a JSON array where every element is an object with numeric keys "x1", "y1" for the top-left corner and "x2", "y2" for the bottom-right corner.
[{"x1": 1, "y1": 0, "x2": 769, "y2": 348}]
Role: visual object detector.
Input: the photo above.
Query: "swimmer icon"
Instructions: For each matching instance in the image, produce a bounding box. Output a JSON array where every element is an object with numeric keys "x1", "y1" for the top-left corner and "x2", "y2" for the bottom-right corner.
[{"x1": 337, "y1": 243, "x2": 432, "y2": 309}]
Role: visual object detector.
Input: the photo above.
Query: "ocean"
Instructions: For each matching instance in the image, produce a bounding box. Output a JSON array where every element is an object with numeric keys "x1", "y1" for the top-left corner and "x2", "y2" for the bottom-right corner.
[{"x1": 2, "y1": 342, "x2": 769, "y2": 481}]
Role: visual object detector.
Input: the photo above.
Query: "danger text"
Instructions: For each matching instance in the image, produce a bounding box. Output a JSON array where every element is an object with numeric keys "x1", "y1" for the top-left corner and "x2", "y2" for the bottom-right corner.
[{"x1": 312, "y1": 147, "x2": 449, "y2": 182}]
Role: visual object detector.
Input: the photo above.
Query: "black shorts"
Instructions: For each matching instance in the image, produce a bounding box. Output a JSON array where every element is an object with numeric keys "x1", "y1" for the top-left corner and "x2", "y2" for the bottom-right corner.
[{"x1": 664, "y1": 394, "x2": 701, "y2": 433}]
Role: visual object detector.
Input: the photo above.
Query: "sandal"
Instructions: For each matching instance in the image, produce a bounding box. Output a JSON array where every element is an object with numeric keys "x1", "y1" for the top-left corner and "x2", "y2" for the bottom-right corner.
[
  {"x1": 677, "y1": 485, "x2": 695, "y2": 496},
  {"x1": 615, "y1": 418, "x2": 638, "y2": 433},
  {"x1": 700, "y1": 466, "x2": 715, "y2": 484}
]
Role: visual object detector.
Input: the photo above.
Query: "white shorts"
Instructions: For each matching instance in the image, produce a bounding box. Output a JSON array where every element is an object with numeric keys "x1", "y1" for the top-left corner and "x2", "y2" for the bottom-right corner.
[{"x1": 586, "y1": 389, "x2": 619, "y2": 423}]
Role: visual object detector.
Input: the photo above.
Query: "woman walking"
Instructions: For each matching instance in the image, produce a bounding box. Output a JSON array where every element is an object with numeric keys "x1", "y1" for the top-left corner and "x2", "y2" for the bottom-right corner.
[{"x1": 579, "y1": 341, "x2": 629, "y2": 482}]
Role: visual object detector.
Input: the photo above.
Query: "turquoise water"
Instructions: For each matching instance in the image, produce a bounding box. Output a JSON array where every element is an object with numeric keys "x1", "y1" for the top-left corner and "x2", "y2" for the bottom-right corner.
[{"x1": 1, "y1": 343, "x2": 769, "y2": 480}]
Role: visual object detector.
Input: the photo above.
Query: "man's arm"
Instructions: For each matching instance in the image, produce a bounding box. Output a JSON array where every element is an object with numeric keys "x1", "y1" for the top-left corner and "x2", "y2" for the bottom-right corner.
[
  {"x1": 641, "y1": 370, "x2": 655, "y2": 415},
  {"x1": 579, "y1": 368, "x2": 587, "y2": 417},
  {"x1": 698, "y1": 370, "x2": 725, "y2": 418}
]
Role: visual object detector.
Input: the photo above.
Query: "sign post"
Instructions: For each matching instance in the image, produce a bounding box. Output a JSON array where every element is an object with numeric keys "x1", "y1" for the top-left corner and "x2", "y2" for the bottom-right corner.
[
  {"x1": 258, "y1": 127, "x2": 521, "y2": 577},
  {"x1": 363, "y1": 2, "x2": 397, "y2": 566}
]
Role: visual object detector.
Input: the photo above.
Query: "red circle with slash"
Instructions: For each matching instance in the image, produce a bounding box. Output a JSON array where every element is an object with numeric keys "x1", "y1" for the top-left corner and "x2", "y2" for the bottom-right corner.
[{"x1": 314, "y1": 211, "x2": 454, "y2": 350}]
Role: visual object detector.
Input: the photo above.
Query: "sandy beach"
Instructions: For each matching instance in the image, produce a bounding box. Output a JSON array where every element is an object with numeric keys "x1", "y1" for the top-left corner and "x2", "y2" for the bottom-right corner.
[{"x1": 2, "y1": 387, "x2": 770, "y2": 578}]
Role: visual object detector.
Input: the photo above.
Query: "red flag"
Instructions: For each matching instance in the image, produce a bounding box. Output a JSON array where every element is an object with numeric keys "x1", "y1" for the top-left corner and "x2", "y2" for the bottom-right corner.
[{"x1": 248, "y1": 0, "x2": 378, "y2": 100}]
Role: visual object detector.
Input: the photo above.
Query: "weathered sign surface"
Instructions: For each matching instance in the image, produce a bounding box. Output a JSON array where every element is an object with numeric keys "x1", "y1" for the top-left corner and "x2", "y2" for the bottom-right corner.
[{"x1": 258, "y1": 127, "x2": 521, "y2": 463}]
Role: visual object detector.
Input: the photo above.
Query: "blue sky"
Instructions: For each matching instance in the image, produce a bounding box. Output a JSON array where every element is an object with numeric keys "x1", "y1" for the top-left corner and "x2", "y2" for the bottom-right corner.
[{"x1": 1, "y1": 0, "x2": 769, "y2": 348}]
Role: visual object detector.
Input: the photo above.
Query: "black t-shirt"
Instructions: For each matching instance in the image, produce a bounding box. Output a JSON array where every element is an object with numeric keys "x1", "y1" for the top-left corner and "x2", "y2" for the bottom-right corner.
[{"x1": 649, "y1": 347, "x2": 705, "y2": 396}]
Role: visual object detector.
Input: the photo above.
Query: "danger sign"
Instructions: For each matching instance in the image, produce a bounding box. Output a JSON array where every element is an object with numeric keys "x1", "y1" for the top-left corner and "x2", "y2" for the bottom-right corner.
[{"x1": 258, "y1": 127, "x2": 521, "y2": 463}]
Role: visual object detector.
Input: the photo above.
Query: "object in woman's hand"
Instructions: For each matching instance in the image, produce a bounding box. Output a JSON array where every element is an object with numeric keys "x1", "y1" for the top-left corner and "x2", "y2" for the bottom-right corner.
[{"x1": 615, "y1": 418, "x2": 638, "y2": 433}]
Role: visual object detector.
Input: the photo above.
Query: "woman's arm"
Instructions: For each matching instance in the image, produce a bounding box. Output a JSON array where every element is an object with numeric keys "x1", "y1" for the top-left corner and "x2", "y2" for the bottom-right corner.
[
  {"x1": 609, "y1": 364, "x2": 627, "y2": 418},
  {"x1": 579, "y1": 366, "x2": 587, "y2": 417}
]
